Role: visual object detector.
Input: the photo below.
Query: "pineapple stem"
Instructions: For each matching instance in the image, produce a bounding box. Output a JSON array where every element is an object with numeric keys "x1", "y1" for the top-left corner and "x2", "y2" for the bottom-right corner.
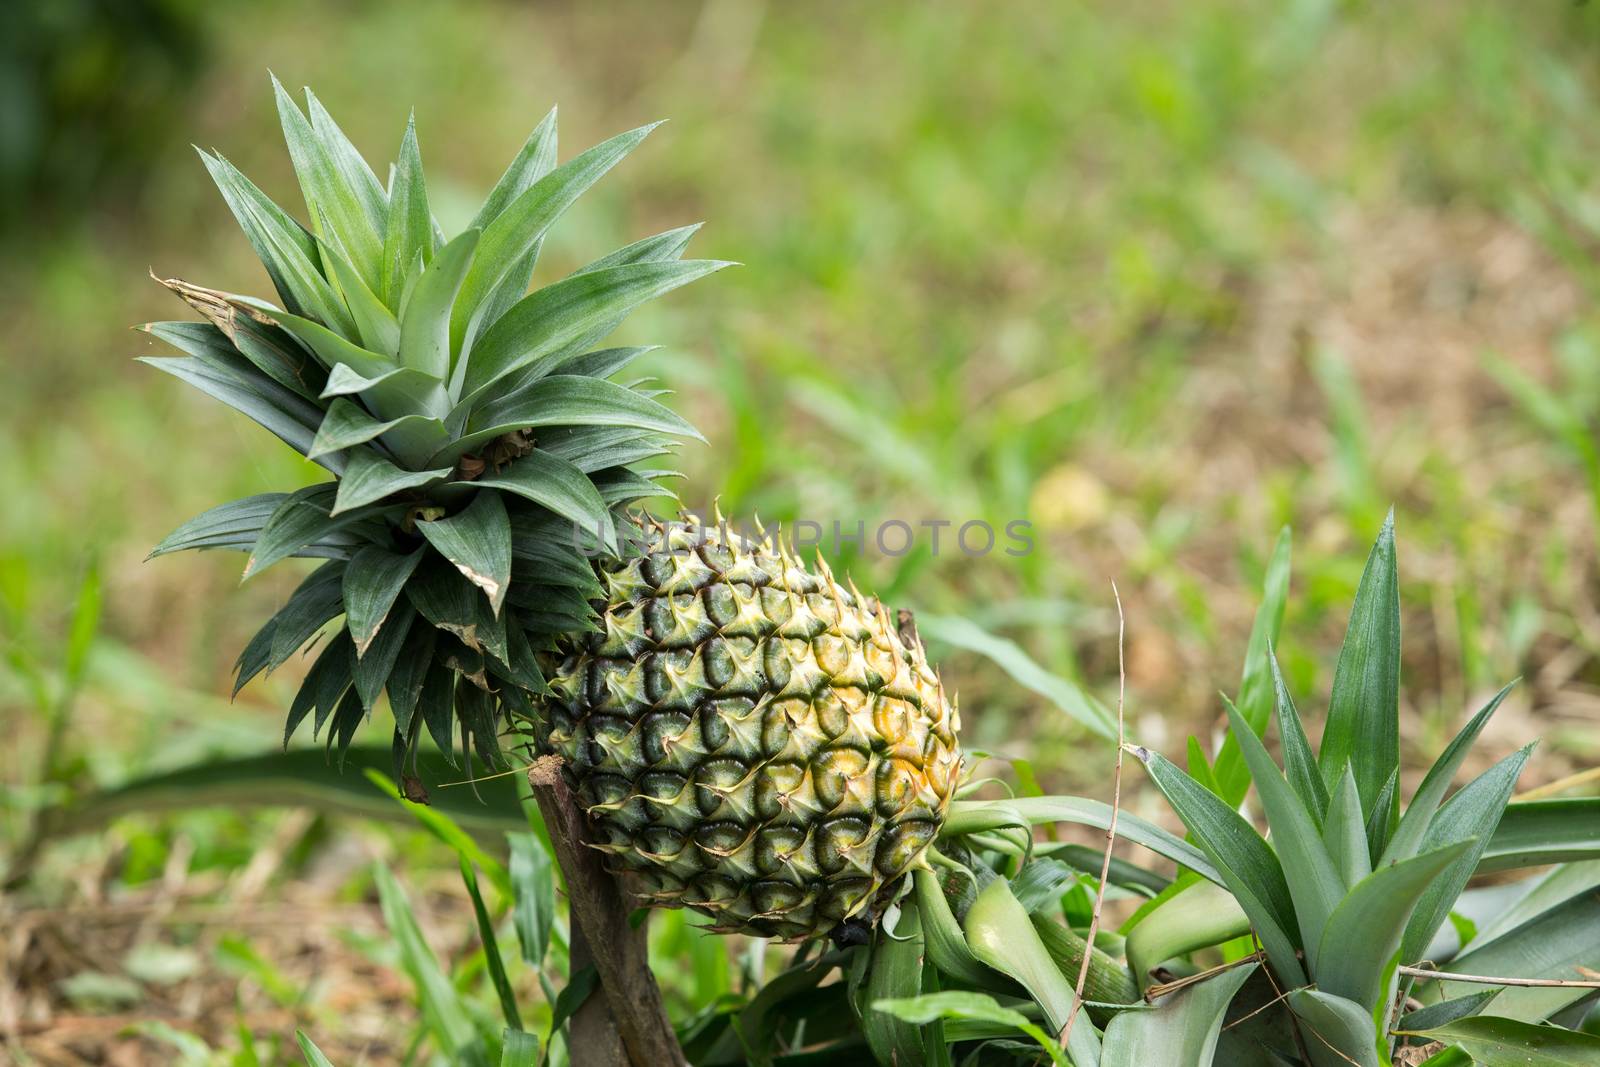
[
  {"x1": 568, "y1": 921, "x2": 630, "y2": 1063},
  {"x1": 528, "y1": 755, "x2": 689, "y2": 1067}
]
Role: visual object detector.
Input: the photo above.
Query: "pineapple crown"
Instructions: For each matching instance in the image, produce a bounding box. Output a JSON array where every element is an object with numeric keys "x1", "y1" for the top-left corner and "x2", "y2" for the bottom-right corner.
[{"x1": 142, "y1": 77, "x2": 728, "y2": 776}]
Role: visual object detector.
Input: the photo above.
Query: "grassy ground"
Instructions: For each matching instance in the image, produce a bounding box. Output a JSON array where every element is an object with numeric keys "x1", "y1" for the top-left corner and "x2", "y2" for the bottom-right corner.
[{"x1": 5, "y1": 0, "x2": 1600, "y2": 1061}]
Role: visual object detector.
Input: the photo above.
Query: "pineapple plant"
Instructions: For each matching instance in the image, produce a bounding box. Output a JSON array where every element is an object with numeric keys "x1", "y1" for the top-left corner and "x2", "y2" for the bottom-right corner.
[
  {"x1": 144, "y1": 79, "x2": 961, "y2": 944},
  {"x1": 134, "y1": 79, "x2": 1600, "y2": 1067}
]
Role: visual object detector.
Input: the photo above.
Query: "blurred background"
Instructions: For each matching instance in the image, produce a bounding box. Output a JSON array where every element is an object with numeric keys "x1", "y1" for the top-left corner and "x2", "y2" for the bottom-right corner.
[{"x1": 4, "y1": 0, "x2": 1600, "y2": 1061}]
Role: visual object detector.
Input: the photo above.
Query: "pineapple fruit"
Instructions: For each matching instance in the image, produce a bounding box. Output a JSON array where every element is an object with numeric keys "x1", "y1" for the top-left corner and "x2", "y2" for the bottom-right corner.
[
  {"x1": 545, "y1": 517, "x2": 961, "y2": 939},
  {"x1": 145, "y1": 81, "x2": 962, "y2": 939}
]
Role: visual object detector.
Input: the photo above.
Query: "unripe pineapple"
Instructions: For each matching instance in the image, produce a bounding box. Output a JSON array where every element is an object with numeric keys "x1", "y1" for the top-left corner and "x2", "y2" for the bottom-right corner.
[
  {"x1": 544, "y1": 518, "x2": 961, "y2": 940},
  {"x1": 145, "y1": 81, "x2": 961, "y2": 940}
]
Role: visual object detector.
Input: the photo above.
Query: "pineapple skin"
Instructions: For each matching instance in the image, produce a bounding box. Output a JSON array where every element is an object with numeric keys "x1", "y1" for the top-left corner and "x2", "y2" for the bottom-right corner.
[{"x1": 542, "y1": 519, "x2": 962, "y2": 940}]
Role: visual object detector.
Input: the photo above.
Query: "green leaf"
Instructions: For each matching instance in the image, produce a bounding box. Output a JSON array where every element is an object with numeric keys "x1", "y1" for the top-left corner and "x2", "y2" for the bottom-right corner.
[
  {"x1": 1402, "y1": 745, "x2": 1535, "y2": 962},
  {"x1": 1482, "y1": 799, "x2": 1600, "y2": 872},
  {"x1": 274, "y1": 310, "x2": 395, "y2": 380},
  {"x1": 964, "y1": 878, "x2": 1101, "y2": 1067},
  {"x1": 285, "y1": 630, "x2": 353, "y2": 743},
  {"x1": 872, "y1": 993, "x2": 1071, "y2": 1067},
  {"x1": 469, "y1": 108, "x2": 558, "y2": 233},
  {"x1": 1124, "y1": 880, "x2": 1250, "y2": 991},
  {"x1": 913, "y1": 868, "x2": 1001, "y2": 988},
  {"x1": 344, "y1": 546, "x2": 424, "y2": 656},
  {"x1": 266, "y1": 562, "x2": 347, "y2": 670},
  {"x1": 486, "y1": 619, "x2": 547, "y2": 695},
  {"x1": 1100, "y1": 963, "x2": 1257, "y2": 1067},
  {"x1": 863, "y1": 902, "x2": 930, "y2": 1067},
  {"x1": 401, "y1": 228, "x2": 479, "y2": 381},
  {"x1": 320, "y1": 240, "x2": 400, "y2": 355},
  {"x1": 1315, "y1": 838, "x2": 1475, "y2": 1011},
  {"x1": 1270, "y1": 645, "x2": 1329, "y2": 822},
  {"x1": 451, "y1": 123, "x2": 659, "y2": 357},
  {"x1": 726, "y1": 957, "x2": 836, "y2": 1067},
  {"x1": 245, "y1": 484, "x2": 373, "y2": 579},
  {"x1": 548, "y1": 966, "x2": 599, "y2": 1046},
  {"x1": 385, "y1": 622, "x2": 438, "y2": 734},
  {"x1": 303, "y1": 88, "x2": 387, "y2": 235},
  {"x1": 1469, "y1": 861, "x2": 1600, "y2": 948},
  {"x1": 1128, "y1": 746, "x2": 1306, "y2": 987},
  {"x1": 374, "y1": 862, "x2": 492, "y2": 1066},
  {"x1": 467, "y1": 449, "x2": 616, "y2": 554},
  {"x1": 1212, "y1": 526, "x2": 1291, "y2": 808},
  {"x1": 1285, "y1": 989, "x2": 1381, "y2": 1067},
  {"x1": 1224, "y1": 697, "x2": 1343, "y2": 971},
  {"x1": 498, "y1": 1029, "x2": 540, "y2": 1067},
  {"x1": 1186, "y1": 737, "x2": 1221, "y2": 797},
  {"x1": 295, "y1": 1033, "x2": 337, "y2": 1067},
  {"x1": 435, "y1": 375, "x2": 704, "y2": 466},
  {"x1": 39, "y1": 746, "x2": 524, "y2": 841},
  {"x1": 406, "y1": 559, "x2": 507, "y2": 662},
  {"x1": 138, "y1": 356, "x2": 326, "y2": 467},
  {"x1": 943, "y1": 797, "x2": 1219, "y2": 883},
  {"x1": 538, "y1": 425, "x2": 674, "y2": 473},
  {"x1": 321, "y1": 361, "x2": 438, "y2": 404},
  {"x1": 560, "y1": 345, "x2": 659, "y2": 380},
  {"x1": 1365, "y1": 767, "x2": 1400, "y2": 864},
  {"x1": 352, "y1": 600, "x2": 413, "y2": 712},
  {"x1": 916, "y1": 614, "x2": 1117, "y2": 740},
  {"x1": 197, "y1": 149, "x2": 350, "y2": 330},
  {"x1": 1438, "y1": 883, "x2": 1600, "y2": 1024},
  {"x1": 1011, "y1": 857, "x2": 1082, "y2": 913},
  {"x1": 417, "y1": 492, "x2": 513, "y2": 614},
  {"x1": 591, "y1": 467, "x2": 679, "y2": 506},
  {"x1": 327, "y1": 687, "x2": 366, "y2": 766},
  {"x1": 143, "y1": 314, "x2": 322, "y2": 401},
  {"x1": 150, "y1": 494, "x2": 343, "y2": 558},
  {"x1": 1319, "y1": 510, "x2": 1400, "y2": 820},
  {"x1": 571, "y1": 224, "x2": 701, "y2": 275},
  {"x1": 1381, "y1": 682, "x2": 1515, "y2": 867},
  {"x1": 459, "y1": 259, "x2": 732, "y2": 402},
  {"x1": 416, "y1": 659, "x2": 459, "y2": 767},
  {"x1": 1398, "y1": 991, "x2": 1499, "y2": 1034},
  {"x1": 143, "y1": 323, "x2": 332, "y2": 433},
  {"x1": 460, "y1": 857, "x2": 522, "y2": 1032},
  {"x1": 1401, "y1": 1016, "x2": 1600, "y2": 1065},
  {"x1": 331, "y1": 449, "x2": 452, "y2": 515},
  {"x1": 383, "y1": 113, "x2": 433, "y2": 308},
  {"x1": 273, "y1": 76, "x2": 383, "y2": 290},
  {"x1": 508, "y1": 832, "x2": 555, "y2": 970},
  {"x1": 457, "y1": 114, "x2": 563, "y2": 340},
  {"x1": 1483, "y1": 348, "x2": 1600, "y2": 477},
  {"x1": 307, "y1": 398, "x2": 446, "y2": 461},
  {"x1": 1322, "y1": 764, "x2": 1371, "y2": 890}
]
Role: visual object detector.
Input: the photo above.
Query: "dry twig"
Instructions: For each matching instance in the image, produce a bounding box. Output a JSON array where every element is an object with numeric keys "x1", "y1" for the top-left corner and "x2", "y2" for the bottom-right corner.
[
  {"x1": 1396, "y1": 965, "x2": 1600, "y2": 989},
  {"x1": 1060, "y1": 581, "x2": 1126, "y2": 1048}
]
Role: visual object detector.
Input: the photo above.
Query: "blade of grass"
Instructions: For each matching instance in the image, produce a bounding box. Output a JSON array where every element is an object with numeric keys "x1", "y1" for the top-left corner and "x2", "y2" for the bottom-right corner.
[
  {"x1": 460, "y1": 857, "x2": 522, "y2": 1032},
  {"x1": 1211, "y1": 527, "x2": 1292, "y2": 806}
]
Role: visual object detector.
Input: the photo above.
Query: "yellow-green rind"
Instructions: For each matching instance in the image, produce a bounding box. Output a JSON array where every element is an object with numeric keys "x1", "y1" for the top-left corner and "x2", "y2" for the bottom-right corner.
[{"x1": 542, "y1": 518, "x2": 962, "y2": 940}]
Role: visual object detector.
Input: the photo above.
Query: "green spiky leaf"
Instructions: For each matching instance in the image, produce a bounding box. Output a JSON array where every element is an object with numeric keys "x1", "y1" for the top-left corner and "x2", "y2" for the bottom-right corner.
[
  {"x1": 383, "y1": 113, "x2": 433, "y2": 307},
  {"x1": 459, "y1": 259, "x2": 732, "y2": 401},
  {"x1": 344, "y1": 546, "x2": 425, "y2": 655},
  {"x1": 416, "y1": 492, "x2": 512, "y2": 614},
  {"x1": 451, "y1": 123, "x2": 658, "y2": 357},
  {"x1": 1319, "y1": 511, "x2": 1401, "y2": 819},
  {"x1": 331, "y1": 449, "x2": 452, "y2": 515},
  {"x1": 467, "y1": 449, "x2": 615, "y2": 553}
]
